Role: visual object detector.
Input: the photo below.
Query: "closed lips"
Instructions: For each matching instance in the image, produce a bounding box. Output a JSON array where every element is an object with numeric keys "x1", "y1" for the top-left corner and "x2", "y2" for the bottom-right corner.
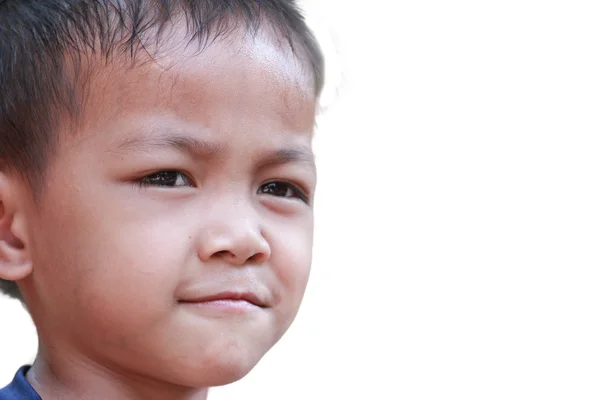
[{"x1": 178, "y1": 291, "x2": 267, "y2": 308}]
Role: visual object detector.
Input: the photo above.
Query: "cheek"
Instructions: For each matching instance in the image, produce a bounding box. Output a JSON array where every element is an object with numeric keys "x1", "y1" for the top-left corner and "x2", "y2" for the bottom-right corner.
[
  {"x1": 269, "y1": 219, "x2": 314, "y2": 319},
  {"x1": 77, "y1": 219, "x2": 188, "y2": 317},
  {"x1": 34, "y1": 191, "x2": 192, "y2": 337}
]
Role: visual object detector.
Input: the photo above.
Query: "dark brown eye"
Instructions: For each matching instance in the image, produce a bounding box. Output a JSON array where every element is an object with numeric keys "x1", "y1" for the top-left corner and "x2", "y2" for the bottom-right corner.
[
  {"x1": 258, "y1": 182, "x2": 309, "y2": 204},
  {"x1": 138, "y1": 171, "x2": 192, "y2": 187}
]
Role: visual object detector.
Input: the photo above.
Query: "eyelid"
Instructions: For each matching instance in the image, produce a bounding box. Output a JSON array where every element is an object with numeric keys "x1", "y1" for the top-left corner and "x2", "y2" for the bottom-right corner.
[
  {"x1": 259, "y1": 180, "x2": 312, "y2": 205},
  {"x1": 288, "y1": 182, "x2": 311, "y2": 203}
]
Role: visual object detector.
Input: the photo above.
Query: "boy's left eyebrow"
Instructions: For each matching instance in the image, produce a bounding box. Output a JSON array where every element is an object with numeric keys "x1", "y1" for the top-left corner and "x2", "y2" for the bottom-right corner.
[{"x1": 255, "y1": 146, "x2": 316, "y2": 171}]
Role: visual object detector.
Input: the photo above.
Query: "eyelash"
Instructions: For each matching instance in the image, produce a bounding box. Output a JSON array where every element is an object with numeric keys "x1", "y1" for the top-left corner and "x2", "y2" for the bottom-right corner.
[
  {"x1": 135, "y1": 171, "x2": 193, "y2": 188},
  {"x1": 135, "y1": 171, "x2": 310, "y2": 204}
]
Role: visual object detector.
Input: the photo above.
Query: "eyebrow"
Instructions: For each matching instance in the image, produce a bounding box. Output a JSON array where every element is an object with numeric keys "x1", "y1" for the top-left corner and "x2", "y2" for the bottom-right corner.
[
  {"x1": 255, "y1": 146, "x2": 316, "y2": 171},
  {"x1": 111, "y1": 133, "x2": 315, "y2": 170},
  {"x1": 114, "y1": 134, "x2": 227, "y2": 159}
]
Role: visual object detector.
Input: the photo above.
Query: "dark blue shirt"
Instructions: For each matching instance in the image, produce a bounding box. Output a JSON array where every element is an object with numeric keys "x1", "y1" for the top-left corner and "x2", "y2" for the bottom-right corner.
[{"x1": 0, "y1": 366, "x2": 42, "y2": 400}]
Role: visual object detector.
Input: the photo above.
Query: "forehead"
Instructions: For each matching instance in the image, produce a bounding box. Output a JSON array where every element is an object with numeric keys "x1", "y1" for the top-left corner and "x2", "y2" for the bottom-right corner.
[{"x1": 73, "y1": 27, "x2": 317, "y2": 149}]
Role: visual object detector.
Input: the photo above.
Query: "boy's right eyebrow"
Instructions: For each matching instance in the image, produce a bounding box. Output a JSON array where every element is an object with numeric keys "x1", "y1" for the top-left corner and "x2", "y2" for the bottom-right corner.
[{"x1": 110, "y1": 134, "x2": 228, "y2": 160}]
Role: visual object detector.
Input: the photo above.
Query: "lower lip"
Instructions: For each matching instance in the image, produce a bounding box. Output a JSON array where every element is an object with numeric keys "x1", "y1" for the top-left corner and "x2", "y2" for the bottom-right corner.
[{"x1": 179, "y1": 299, "x2": 261, "y2": 313}]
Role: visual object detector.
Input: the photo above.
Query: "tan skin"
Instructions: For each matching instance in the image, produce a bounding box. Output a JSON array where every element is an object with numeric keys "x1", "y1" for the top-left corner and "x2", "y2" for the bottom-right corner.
[{"x1": 0, "y1": 28, "x2": 317, "y2": 400}]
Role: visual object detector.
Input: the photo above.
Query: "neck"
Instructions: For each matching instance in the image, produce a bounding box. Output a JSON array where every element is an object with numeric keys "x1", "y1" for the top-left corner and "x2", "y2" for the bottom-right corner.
[{"x1": 27, "y1": 345, "x2": 210, "y2": 400}]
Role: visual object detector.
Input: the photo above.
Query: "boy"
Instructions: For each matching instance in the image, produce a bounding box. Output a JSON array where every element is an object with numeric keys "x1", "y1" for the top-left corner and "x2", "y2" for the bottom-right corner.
[{"x1": 0, "y1": 0, "x2": 323, "y2": 399}]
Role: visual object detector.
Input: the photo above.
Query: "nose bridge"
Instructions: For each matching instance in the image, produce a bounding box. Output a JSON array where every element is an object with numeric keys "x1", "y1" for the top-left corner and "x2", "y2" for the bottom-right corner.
[
  {"x1": 196, "y1": 188, "x2": 270, "y2": 265},
  {"x1": 208, "y1": 186, "x2": 252, "y2": 226}
]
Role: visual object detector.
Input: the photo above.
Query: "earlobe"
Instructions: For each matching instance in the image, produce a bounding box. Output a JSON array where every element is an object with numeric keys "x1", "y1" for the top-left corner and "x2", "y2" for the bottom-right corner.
[
  {"x1": 0, "y1": 241, "x2": 32, "y2": 280},
  {"x1": 0, "y1": 173, "x2": 33, "y2": 282}
]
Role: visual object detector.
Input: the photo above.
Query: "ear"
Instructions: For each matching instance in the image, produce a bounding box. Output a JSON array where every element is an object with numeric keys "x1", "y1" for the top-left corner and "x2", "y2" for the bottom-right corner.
[{"x1": 0, "y1": 172, "x2": 33, "y2": 281}]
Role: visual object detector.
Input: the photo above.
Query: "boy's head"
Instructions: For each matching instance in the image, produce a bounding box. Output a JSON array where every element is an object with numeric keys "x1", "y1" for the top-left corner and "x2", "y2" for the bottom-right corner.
[{"x1": 0, "y1": 0, "x2": 322, "y2": 394}]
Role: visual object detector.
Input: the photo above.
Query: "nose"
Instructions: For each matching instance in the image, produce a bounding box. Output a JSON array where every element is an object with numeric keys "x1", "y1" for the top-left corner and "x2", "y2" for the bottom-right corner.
[{"x1": 196, "y1": 205, "x2": 271, "y2": 266}]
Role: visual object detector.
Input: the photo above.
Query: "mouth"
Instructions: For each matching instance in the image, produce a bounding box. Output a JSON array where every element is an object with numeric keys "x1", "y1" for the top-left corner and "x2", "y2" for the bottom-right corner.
[{"x1": 178, "y1": 291, "x2": 267, "y2": 309}]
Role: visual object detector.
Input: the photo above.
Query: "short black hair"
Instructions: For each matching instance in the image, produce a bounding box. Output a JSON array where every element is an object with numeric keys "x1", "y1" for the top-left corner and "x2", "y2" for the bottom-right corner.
[{"x1": 0, "y1": 0, "x2": 324, "y2": 301}]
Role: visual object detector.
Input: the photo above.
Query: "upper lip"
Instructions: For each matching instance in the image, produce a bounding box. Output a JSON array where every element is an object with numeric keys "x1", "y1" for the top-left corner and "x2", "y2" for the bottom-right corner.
[{"x1": 179, "y1": 291, "x2": 267, "y2": 308}]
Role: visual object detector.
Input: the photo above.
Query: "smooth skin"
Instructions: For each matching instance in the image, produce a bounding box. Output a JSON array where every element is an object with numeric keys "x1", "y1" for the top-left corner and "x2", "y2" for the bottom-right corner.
[{"x1": 0, "y1": 26, "x2": 317, "y2": 400}]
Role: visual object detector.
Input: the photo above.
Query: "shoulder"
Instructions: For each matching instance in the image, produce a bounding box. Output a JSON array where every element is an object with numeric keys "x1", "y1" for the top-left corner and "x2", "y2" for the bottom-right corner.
[{"x1": 0, "y1": 366, "x2": 42, "y2": 400}]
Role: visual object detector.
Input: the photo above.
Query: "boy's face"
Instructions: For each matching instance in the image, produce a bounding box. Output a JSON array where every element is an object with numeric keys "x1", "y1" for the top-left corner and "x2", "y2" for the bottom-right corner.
[{"x1": 20, "y1": 31, "x2": 316, "y2": 388}]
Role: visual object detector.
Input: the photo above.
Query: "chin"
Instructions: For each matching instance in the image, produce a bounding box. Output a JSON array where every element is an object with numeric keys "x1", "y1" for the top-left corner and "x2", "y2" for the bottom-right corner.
[
  {"x1": 171, "y1": 345, "x2": 268, "y2": 388},
  {"x1": 201, "y1": 358, "x2": 259, "y2": 387}
]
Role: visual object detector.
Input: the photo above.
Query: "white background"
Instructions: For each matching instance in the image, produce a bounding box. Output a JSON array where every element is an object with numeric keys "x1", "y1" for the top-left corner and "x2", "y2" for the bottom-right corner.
[{"x1": 2, "y1": 1, "x2": 600, "y2": 398}]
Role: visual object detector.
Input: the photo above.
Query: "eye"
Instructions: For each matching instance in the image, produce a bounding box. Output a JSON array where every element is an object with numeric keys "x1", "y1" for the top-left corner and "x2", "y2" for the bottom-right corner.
[
  {"x1": 137, "y1": 171, "x2": 193, "y2": 188},
  {"x1": 258, "y1": 181, "x2": 309, "y2": 204}
]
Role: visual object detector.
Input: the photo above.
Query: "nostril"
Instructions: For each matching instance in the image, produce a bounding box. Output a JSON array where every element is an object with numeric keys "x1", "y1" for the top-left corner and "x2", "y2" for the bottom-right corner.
[
  {"x1": 214, "y1": 250, "x2": 228, "y2": 258},
  {"x1": 247, "y1": 253, "x2": 265, "y2": 264},
  {"x1": 210, "y1": 250, "x2": 267, "y2": 264}
]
